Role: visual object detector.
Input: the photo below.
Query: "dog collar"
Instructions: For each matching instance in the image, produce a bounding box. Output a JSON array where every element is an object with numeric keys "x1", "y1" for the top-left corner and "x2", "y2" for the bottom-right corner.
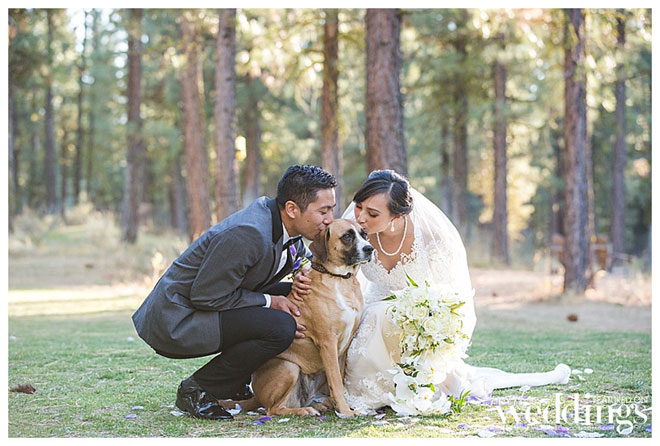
[{"x1": 311, "y1": 262, "x2": 353, "y2": 279}]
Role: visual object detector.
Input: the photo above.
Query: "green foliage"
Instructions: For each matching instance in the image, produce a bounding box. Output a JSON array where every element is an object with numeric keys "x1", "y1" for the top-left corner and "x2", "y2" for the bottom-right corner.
[{"x1": 7, "y1": 8, "x2": 652, "y2": 259}]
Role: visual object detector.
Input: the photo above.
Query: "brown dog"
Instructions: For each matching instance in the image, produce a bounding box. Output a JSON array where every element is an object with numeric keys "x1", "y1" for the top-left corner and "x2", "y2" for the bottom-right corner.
[{"x1": 223, "y1": 219, "x2": 373, "y2": 417}]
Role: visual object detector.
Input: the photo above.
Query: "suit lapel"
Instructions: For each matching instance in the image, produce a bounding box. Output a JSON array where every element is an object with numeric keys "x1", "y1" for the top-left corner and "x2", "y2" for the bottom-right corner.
[{"x1": 264, "y1": 198, "x2": 285, "y2": 283}]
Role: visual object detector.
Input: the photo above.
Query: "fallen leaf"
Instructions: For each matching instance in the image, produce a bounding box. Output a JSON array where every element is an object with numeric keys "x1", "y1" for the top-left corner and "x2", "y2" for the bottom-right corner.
[
  {"x1": 477, "y1": 429, "x2": 498, "y2": 438},
  {"x1": 567, "y1": 313, "x2": 578, "y2": 322},
  {"x1": 620, "y1": 425, "x2": 633, "y2": 435},
  {"x1": 9, "y1": 384, "x2": 36, "y2": 394},
  {"x1": 573, "y1": 431, "x2": 604, "y2": 438}
]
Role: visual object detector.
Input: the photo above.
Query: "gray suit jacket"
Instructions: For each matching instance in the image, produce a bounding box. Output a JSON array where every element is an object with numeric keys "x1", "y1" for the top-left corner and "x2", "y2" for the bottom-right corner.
[{"x1": 131, "y1": 197, "x2": 308, "y2": 358}]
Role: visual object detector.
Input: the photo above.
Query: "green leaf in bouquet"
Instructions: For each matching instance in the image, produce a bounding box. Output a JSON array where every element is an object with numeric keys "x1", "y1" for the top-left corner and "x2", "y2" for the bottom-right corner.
[
  {"x1": 449, "y1": 301, "x2": 465, "y2": 313},
  {"x1": 405, "y1": 273, "x2": 419, "y2": 288},
  {"x1": 420, "y1": 383, "x2": 435, "y2": 392},
  {"x1": 382, "y1": 295, "x2": 397, "y2": 301}
]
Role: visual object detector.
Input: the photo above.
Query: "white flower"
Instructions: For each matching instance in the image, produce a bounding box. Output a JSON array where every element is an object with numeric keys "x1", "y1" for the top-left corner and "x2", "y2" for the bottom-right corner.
[
  {"x1": 411, "y1": 304, "x2": 430, "y2": 321},
  {"x1": 383, "y1": 276, "x2": 470, "y2": 416}
]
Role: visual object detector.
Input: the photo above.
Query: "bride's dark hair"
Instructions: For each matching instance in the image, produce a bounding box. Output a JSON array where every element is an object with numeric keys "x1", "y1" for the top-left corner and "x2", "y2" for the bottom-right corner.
[{"x1": 353, "y1": 170, "x2": 413, "y2": 216}]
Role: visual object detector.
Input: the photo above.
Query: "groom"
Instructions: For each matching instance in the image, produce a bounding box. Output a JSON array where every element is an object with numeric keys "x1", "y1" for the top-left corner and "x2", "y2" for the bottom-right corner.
[{"x1": 132, "y1": 165, "x2": 337, "y2": 420}]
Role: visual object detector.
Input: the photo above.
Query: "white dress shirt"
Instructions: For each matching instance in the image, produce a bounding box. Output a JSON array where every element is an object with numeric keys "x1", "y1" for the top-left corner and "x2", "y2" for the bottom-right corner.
[{"x1": 263, "y1": 224, "x2": 291, "y2": 308}]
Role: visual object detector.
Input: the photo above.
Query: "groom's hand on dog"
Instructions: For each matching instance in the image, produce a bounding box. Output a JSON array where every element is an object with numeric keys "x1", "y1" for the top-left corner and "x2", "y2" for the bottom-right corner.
[
  {"x1": 291, "y1": 269, "x2": 312, "y2": 302},
  {"x1": 270, "y1": 295, "x2": 307, "y2": 338}
]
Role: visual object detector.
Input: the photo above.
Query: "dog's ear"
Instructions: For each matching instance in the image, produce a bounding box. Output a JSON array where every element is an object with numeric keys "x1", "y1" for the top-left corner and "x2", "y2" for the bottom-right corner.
[{"x1": 310, "y1": 227, "x2": 330, "y2": 263}]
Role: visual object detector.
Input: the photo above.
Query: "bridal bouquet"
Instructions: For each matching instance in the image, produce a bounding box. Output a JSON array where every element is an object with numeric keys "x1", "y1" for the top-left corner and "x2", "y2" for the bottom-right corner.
[{"x1": 383, "y1": 274, "x2": 471, "y2": 415}]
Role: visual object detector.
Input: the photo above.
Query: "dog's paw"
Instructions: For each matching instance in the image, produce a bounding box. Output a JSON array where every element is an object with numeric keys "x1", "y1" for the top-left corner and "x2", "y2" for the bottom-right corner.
[
  {"x1": 335, "y1": 409, "x2": 355, "y2": 419},
  {"x1": 301, "y1": 407, "x2": 321, "y2": 417},
  {"x1": 555, "y1": 363, "x2": 571, "y2": 384}
]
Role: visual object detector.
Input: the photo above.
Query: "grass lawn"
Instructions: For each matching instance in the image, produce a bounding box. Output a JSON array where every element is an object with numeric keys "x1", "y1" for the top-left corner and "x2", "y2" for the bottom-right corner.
[
  {"x1": 7, "y1": 309, "x2": 651, "y2": 438},
  {"x1": 7, "y1": 214, "x2": 653, "y2": 438}
]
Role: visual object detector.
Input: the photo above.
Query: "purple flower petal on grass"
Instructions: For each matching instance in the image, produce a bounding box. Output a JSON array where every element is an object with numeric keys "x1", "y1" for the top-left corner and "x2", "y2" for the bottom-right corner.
[
  {"x1": 465, "y1": 395, "x2": 479, "y2": 402},
  {"x1": 129, "y1": 406, "x2": 144, "y2": 411},
  {"x1": 556, "y1": 425, "x2": 569, "y2": 433},
  {"x1": 513, "y1": 423, "x2": 527, "y2": 428},
  {"x1": 252, "y1": 420, "x2": 265, "y2": 425},
  {"x1": 645, "y1": 425, "x2": 651, "y2": 432},
  {"x1": 457, "y1": 423, "x2": 469, "y2": 429},
  {"x1": 600, "y1": 424, "x2": 615, "y2": 431},
  {"x1": 124, "y1": 413, "x2": 137, "y2": 419},
  {"x1": 486, "y1": 426, "x2": 501, "y2": 432},
  {"x1": 316, "y1": 416, "x2": 327, "y2": 421},
  {"x1": 543, "y1": 429, "x2": 560, "y2": 436},
  {"x1": 258, "y1": 417, "x2": 271, "y2": 422}
]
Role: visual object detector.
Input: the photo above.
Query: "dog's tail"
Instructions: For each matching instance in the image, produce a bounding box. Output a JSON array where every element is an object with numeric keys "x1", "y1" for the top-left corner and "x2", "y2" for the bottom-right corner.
[{"x1": 218, "y1": 396, "x2": 261, "y2": 412}]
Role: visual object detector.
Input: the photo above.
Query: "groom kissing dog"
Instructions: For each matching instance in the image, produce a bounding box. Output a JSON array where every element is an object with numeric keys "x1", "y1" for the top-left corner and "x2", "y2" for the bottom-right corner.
[
  {"x1": 224, "y1": 219, "x2": 373, "y2": 417},
  {"x1": 132, "y1": 165, "x2": 337, "y2": 420}
]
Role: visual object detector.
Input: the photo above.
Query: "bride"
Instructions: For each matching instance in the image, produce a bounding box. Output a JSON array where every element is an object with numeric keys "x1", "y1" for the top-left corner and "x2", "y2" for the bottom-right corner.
[{"x1": 329, "y1": 170, "x2": 570, "y2": 415}]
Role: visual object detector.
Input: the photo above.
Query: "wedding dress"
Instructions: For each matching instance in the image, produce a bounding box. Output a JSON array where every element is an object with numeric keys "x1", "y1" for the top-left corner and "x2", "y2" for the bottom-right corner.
[{"x1": 342, "y1": 189, "x2": 570, "y2": 414}]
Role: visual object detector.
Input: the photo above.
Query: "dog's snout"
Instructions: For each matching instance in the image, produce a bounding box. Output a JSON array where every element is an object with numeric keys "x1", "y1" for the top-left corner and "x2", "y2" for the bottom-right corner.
[{"x1": 363, "y1": 244, "x2": 374, "y2": 255}]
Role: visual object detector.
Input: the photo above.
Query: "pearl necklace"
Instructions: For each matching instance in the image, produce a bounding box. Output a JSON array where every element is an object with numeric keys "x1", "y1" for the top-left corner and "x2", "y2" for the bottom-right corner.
[{"x1": 376, "y1": 216, "x2": 408, "y2": 257}]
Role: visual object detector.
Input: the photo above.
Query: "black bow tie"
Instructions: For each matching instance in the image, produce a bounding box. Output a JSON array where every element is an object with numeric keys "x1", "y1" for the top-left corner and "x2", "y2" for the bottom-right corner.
[{"x1": 283, "y1": 236, "x2": 302, "y2": 251}]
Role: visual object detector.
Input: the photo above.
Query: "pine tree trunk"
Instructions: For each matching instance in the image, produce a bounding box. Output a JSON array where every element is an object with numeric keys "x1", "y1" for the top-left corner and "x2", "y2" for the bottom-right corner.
[
  {"x1": 28, "y1": 93, "x2": 39, "y2": 209},
  {"x1": 179, "y1": 12, "x2": 211, "y2": 240},
  {"x1": 60, "y1": 123, "x2": 69, "y2": 221},
  {"x1": 86, "y1": 9, "x2": 100, "y2": 203},
  {"x1": 562, "y1": 9, "x2": 589, "y2": 293},
  {"x1": 74, "y1": 10, "x2": 89, "y2": 205},
  {"x1": 121, "y1": 9, "x2": 143, "y2": 244},
  {"x1": 492, "y1": 59, "x2": 509, "y2": 264},
  {"x1": 44, "y1": 10, "x2": 57, "y2": 214},
  {"x1": 452, "y1": 36, "x2": 468, "y2": 235},
  {"x1": 611, "y1": 9, "x2": 626, "y2": 266},
  {"x1": 9, "y1": 79, "x2": 15, "y2": 232},
  {"x1": 213, "y1": 8, "x2": 239, "y2": 221},
  {"x1": 452, "y1": 86, "x2": 468, "y2": 234},
  {"x1": 439, "y1": 120, "x2": 452, "y2": 216},
  {"x1": 169, "y1": 157, "x2": 188, "y2": 234},
  {"x1": 549, "y1": 122, "x2": 565, "y2": 239},
  {"x1": 365, "y1": 9, "x2": 406, "y2": 176},
  {"x1": 321, "y1": 9, "x2": 342, "y2": 215},
  {"x1": 241, "y1": 74, "x2": 261, "y2": 206}
]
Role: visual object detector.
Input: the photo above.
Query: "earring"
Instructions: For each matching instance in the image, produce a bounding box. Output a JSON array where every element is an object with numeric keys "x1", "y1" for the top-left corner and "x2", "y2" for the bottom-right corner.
[{"x1": 390, "y1": 221, "x2": 395, "y2": 232}]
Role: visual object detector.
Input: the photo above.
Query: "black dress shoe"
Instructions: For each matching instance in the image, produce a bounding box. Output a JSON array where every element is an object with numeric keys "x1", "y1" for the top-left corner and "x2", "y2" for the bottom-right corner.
[
  {"x1": 231, "y1": 383, "x2": 253, "y2": 401},
  {"x1": 175, "y1": 376, "x2": 233, "y2": 420}
]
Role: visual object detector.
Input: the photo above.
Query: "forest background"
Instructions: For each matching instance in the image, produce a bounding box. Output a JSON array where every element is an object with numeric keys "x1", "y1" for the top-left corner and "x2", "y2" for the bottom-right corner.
[{"x1": 7, "y1": 8, "x2": 652, "y2": 293}]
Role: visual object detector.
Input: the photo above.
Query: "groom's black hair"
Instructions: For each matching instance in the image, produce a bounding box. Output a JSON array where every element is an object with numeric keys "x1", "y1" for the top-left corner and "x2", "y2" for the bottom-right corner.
[
  {"x1": 277, "y1": 165, "x2": 337, "y2": 212},
  {"x1": 353, "y1": 170, "x2": 413, "y2": 216}
]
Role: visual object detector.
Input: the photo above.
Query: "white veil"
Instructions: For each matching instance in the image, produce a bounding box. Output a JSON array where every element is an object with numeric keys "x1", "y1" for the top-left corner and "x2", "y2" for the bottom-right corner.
[{"x1": 342, "y1": 188, "x2": 476, "y2": 338}]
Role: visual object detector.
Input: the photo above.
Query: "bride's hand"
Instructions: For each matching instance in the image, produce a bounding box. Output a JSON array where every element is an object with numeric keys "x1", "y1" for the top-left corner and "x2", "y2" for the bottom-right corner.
[{"x1": 291, "y1": 268, "x2": 312, "y2": 302}]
